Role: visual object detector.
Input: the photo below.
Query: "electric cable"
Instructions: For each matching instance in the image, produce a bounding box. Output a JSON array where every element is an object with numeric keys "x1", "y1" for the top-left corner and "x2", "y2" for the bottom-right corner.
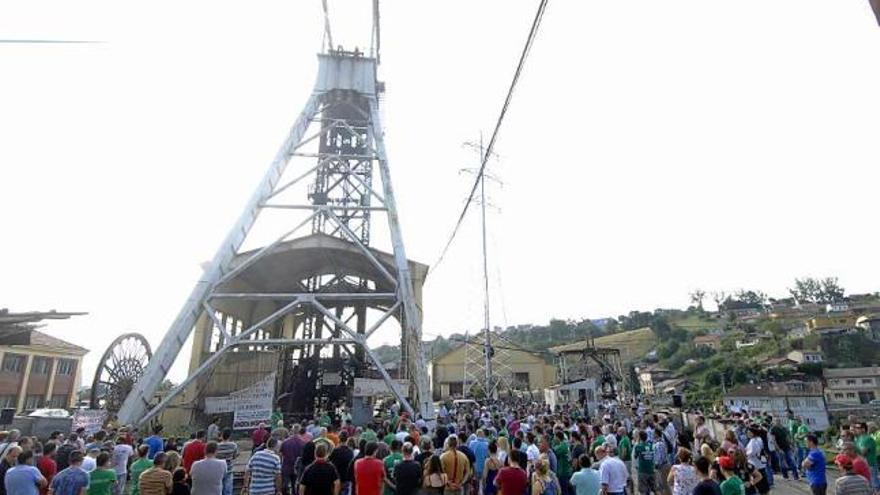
[{"x1": 431, "y1": 0, "x2": 550, "y2": 271}]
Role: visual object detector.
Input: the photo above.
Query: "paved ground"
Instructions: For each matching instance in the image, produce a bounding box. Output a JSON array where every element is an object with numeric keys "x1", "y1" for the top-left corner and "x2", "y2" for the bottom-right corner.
[{"x1": 770, "y1": 473, "x2": 838, "y2": 495}]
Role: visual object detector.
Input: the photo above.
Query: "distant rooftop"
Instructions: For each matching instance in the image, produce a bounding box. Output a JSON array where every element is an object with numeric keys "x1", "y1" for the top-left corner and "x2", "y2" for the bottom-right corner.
[
  {"x1": 823, "y1": 366, "x2": 880, "y2": 378},
  {"x1": 726, "y1": 380, "x2": 823, "y2": 398}
]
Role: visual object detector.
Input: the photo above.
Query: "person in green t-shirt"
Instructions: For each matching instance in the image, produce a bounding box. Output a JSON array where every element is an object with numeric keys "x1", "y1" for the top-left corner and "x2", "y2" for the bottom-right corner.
[
  {"x1": 718, "y1": 456, "x2": 745, "y2": 495},
  {"x1": 590, "y1": 426, "x2": 605, "y2": 457},
  {"x1": 383, "y1": 439, "x2": 404, "y2": 495},
  {"x1": 318, "y1": 411, "x2": 332, "y2": 427},
  {"x1": 794, "y1": 420, "x2": 810, "y2": 475},
  {"x1": 553, "y1": 431, "x2": 573, "y2": 482},
  {"x1": 361, "y1": 427, "x2": 378, "y2": 443},
  {"x1": 633, "y1": 431, "x2": 655, "y2": 495},
  {"x1": 872, "y1": 428, "x2": 880, "y2": 458},
  {"x1": 88, "y1": 452, "x2": 118, "y2": 495},
  {"x1": 787, "y1": 414, "x2": 800, "y2": 438},
  {"x1": 383, "y1": 431, "x2": 396, "y2": 446},
  {"x1": 129, "y1": 445, "x2": 153, "y2": 495},
  {"x1": 616, "y1": 427, "x2": 632, "y2": 465},
  {"x1": 855, "y1": 422, "x2": 878, "y2": 468},
  {"x1": 270, "y1": 408, "x2": 284, "y2": 428}
]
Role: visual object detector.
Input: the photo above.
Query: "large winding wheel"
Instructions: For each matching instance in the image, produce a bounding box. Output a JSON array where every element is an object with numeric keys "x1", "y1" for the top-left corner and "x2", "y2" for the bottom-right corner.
[{"x1": 90, "y1": 333, "x2": 152, "y2": 412}]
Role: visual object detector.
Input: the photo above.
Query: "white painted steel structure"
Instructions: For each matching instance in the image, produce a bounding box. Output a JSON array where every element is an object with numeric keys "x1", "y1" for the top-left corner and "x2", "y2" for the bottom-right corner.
[{"x1": 117, "y1": 49, "x2": 432, "y2": 425}]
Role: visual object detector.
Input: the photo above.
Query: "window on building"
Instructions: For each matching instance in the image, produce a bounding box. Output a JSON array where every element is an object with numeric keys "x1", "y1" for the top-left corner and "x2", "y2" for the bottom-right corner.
[
  {"x1": 847, "y1": 392, "x2": 856, "y2": 399},
  {"x1": 0, "y1": 395, "x2": 16, "y2": 409},
  {"x1": 861, "y1": 378, "x2": 873, "y2": 385},
  {"x1": 24, "y1": 395, "x2": 42, "y2": 410},
  {"x1": 513, "y1": 372, "x2": 530, "y2": 388},
  {"x1": 47, "y1": 394, "x2": 68, "y2": 408},
  {"x1": 834, "y1": 393, "x2": 844, "y2": 398},
  {"x1": 2, "y1": 354, "x2": 25, "y2": 373},
  {"x1": 31, "y1": 357, "x2": 52, "y2": 375},
  {"x1": 56, "y1": 359, "x2": 76, "y2": 376},
  {"x1": 846, "y1": 379, "x2": 856, "y2": 385},
  {"x1": 448, "y1": 382, "x2": 463, "y2": 396}
]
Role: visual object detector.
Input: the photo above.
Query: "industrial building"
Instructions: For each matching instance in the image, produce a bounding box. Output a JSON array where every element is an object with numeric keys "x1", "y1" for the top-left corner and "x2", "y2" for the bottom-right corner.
[
  {"x1": 723, "y1": 380, "x2": 829, "y2": 430},
  {"x1": 428, "y1": 341, "x2": 556, "y2": 400},
  {"x1": 824, "y1": 366, "x2": 880, "y2": 407}
]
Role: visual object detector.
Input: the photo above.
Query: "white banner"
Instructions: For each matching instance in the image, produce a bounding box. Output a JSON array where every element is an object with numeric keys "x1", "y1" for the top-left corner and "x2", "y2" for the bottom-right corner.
[
  {"x1": 203, "y1": 373, "x2": 276, "y2": 430},
  {"x1": 232, "y1": 373, "x2": 275, "y2": 430},
  {"x1": 72, "y1": 409, "x2": 107, "y2": 435},
  {"x1": 204, "y1": 396, "x2": 235, "y2": 415},
  {"x1": 352, "y1": 378, "x2": 410, "y2": 397}
]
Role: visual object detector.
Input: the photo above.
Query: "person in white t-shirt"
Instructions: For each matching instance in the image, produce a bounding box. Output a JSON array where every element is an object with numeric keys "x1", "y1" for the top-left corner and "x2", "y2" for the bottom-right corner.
[
  {"x1": 82, "y1": 447, "x2": 99, "y2": 472},
  {"x1": 598, "y1": 448, "x2": 628, "y2": 495},
  {"x1": 111, "y1": 439, "x2": 134, "y2": 495}
]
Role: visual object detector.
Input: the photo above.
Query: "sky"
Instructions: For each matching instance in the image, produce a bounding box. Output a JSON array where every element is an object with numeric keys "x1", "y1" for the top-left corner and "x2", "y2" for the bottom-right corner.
[{"x1": 1, "y1": 0, "x2": 879, "y2": 386}]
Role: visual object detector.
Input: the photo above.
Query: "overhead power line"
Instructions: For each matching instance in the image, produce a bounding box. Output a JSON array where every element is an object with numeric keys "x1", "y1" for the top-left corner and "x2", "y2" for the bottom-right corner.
[{"x1": 431, "y1": 0, "x2": 550, "y2": 271}]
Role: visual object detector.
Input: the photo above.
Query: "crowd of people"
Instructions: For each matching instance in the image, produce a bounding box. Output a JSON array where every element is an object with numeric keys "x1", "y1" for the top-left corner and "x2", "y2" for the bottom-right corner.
[{"x1": 0, "y1": 399, "x2": 877, "y2": 495}]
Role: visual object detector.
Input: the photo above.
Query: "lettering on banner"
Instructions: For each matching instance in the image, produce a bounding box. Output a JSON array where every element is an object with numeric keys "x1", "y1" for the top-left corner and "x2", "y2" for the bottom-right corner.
[
  {"x1": 231, "y1": 373, "x2": 275, "y2": 430},
  {"x1": 72, "y1": 409, "x2": 108, "y2": 435}
]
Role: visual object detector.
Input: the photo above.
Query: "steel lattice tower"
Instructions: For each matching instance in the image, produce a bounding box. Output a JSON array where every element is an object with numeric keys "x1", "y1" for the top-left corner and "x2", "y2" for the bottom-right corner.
[{"x1": 117, "y1": 47, "x2": 433, "y2": 425}]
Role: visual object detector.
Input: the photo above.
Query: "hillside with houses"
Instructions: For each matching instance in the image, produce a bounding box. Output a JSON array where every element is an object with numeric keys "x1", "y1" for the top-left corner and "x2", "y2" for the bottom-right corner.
[
  {"x1": 401, "y1": 276, "x2": 880, "y2": 427},
  {"x1": 632, "y1": 278, "x2": 880, "y2": 427}
]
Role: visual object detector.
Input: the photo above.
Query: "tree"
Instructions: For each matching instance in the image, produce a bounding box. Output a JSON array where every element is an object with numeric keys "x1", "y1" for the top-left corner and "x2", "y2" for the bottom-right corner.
[
  {"x1": 789, "y1": 277, "x2": 820, "y2": 304},
  {"x1": 820, "y1": 277, "x2": 845, "y2": 303},
  {"x1": 604, "y1": 318, "x2": 620, "y2": 333},
  {"x1": 650, "y1": 316, "x2": 672, "y2": 339},
  {"x1": 789, "y1": 276, "x2": 845, "y2": 304},
  {"x1": 618, "y1": 311, "x2": 654, "y2": 331},
  {"x1": 712, "y1": 291, "x2": 727, "y2": 312},
  {"x1": 690, "y1": 289, "x2": 706, "y2": 312},
  {"x1": 733, "y1": 290, "x2": 765, "y2": 308}
]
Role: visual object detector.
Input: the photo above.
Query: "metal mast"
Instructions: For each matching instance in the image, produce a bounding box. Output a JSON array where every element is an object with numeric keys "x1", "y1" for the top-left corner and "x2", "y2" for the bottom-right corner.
[
  {"x1": 117, "y1": 31, "x2": 432, "y2": 424},
  {"x1": 478, "y1": 136, "x2": 494, "y2": 399},
  {"x1": 458, "y1": 139, "x2": 519, "y2": 399}
]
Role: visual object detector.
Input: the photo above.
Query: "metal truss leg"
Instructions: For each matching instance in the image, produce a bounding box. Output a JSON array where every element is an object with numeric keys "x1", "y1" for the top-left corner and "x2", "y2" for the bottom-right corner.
[
  {"x1": 368, "y1": 98, "x2": 433, "y2": 419},
  {"x1": 116, "y1": 94, "x2": 322, "y2": 425}
]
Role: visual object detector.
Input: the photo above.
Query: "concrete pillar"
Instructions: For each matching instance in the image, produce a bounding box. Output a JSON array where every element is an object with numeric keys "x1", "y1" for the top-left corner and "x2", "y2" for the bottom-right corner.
[
  {"x1": 16, "y1": 354, "x2": 34, "y2": 412},
  {"x1": 281, "y1": 314, "x2": 295, "y2": 339},
  {"x1": 70, "y1": 357, "x2": 83, "y2": 408},
  {"x1": 45, "y1": 358, "x2": 58, "y2": 403},
  {"x1": 189, "y1": 312, "x2": 212, "y2": 374}
]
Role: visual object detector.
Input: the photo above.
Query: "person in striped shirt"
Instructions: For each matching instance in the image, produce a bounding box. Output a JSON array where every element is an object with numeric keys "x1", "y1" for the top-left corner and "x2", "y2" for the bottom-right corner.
[
  {"x1": 244, "y1": 438, "x2": 282, "y2": 495},
  {"x1": 138, "y1": 453, "x2": 172, "y2": 495},
  {"x1": 214, "y1": 429, "x2": 239, "y2": 495}
]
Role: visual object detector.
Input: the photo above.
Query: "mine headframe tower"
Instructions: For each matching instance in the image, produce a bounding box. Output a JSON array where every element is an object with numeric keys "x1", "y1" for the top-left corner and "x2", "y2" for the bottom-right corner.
[{"x1": 116, "y1": 45, "x2": 433, "y2": 425}]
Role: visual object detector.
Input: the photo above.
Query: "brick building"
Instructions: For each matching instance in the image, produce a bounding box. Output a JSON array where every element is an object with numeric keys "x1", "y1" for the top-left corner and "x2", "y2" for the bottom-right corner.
[{"x1": 0, "y1": 331, "x2": 87, "y2": 413}]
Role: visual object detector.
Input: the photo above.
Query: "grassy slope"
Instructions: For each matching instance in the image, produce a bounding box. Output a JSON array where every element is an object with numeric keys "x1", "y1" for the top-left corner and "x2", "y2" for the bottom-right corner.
[
  {"x1": 593, "y1": 327, "x2": 658, "y2": 364},
  {"x1": 669, "y1": 313, "x2": 722, "y2": 332}
]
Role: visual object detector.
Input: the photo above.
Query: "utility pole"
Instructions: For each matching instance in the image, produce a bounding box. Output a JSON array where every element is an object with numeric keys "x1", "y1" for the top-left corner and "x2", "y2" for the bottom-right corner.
[
  {"x1": 461, "y1": 135, "x2": 501, "y2": 400},
  {"x1": 478, "y1": 134, "x2": 494, "y2": 399}
]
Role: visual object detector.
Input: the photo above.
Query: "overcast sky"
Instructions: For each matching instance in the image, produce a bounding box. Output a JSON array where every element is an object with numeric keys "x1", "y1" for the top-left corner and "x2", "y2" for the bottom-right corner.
[{"x1": 2, "y1": 0, "x2": 879, "y2": 385}]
